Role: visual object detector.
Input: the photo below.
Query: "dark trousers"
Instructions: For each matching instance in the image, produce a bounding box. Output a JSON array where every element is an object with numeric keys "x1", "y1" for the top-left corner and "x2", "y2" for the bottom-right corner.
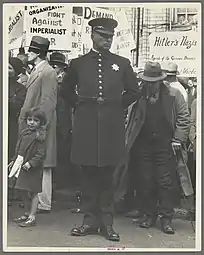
[
  {"x1": 123, "y1": 155, "x2": 141, "y2": 212},
  {"x1": 81, "y1": 166, "x2": 115, "y2": 227},
  {"x1": 134, "y1": 136, "x2": 177, "y2": 219}
]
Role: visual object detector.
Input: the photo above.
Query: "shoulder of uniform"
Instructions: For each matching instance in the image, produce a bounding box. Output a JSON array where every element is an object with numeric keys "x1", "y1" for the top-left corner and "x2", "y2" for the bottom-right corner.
[
  {"x1": 69, "y1": 55, "x2": 87, "y2": 66},
  {"x1": 110, "y1": 53, "x2": 130, "y2": 63},
  {"x1": 110, "y1": 52, "x2": 128, "y2": 60}
]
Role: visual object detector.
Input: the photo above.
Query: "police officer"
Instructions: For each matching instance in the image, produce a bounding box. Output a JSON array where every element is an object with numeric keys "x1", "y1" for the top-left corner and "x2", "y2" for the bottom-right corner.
[{"x1": 61, "y1": 18, "x2": 140, "y2": 241}]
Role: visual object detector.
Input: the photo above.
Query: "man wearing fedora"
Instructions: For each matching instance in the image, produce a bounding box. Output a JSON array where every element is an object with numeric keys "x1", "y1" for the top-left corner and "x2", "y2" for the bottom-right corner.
[
  {"x1": 162, "y1": 62, "x2": 188, "y2": 102},
  {"x1": 122, "y1": 61, "x2": 190, "y2": 234},
  {"x1": 49, "y1": 52, "x2": 72, "y2": 183},
  {"x1": 61, "y1": 17, "x2": 140, "y2": 241},
  {"x1": 18, "y1": 36, "x2": 58, "y2": 215}
]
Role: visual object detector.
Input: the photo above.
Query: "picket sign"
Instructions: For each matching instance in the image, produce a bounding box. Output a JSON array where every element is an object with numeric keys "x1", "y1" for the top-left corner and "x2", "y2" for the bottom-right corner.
[
  {"x1": 7, "y1": 5, "x2": 136, "y2": 62},
  {"x1": 149, "y1": 31, "x2": 199, "y2": 77},
  {"x1": 23, "y1": 5, "x2": 72, "y2": 51}
]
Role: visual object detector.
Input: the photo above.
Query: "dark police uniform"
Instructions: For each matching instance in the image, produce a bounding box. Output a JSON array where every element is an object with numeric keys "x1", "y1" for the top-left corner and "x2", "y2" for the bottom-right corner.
[{"x1": 61, "y1": 48, "x2": 140, "y2": 232}]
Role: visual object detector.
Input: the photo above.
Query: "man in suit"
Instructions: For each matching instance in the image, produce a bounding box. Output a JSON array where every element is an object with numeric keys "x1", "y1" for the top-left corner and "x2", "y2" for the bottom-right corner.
[
  {"x1": 127, "y1": 61, "x2": 190, "y2": 234},
  {"x1": 18, "y1": 36, "x2": 58, "y2": 213},
  {"x1": 61, "y1": 18, "x2": 140, "y2": 241}
]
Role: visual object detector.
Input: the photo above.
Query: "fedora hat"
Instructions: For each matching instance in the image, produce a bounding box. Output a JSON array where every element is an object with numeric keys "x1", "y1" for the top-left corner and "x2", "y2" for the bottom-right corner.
[
  {"x1": 138, "y1": 61, "x2": 167, "y2": 82},
  {"x1": 88, "y1": 18, "x2": 118, "y2": 36},
  {"x1": 50, "y1": 52, "x2": 67, "y2": 66},
  {"x1": 161, "y1": 62, "x2": 179, "y2": 75},
  {"x1": 25, "y1": 36, "x2": 50, "y2": 53}
]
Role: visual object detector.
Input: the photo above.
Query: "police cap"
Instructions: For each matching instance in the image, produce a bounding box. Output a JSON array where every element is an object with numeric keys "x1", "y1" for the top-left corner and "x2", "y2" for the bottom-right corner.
[{"x1": 88, "y1": 18, "x2": 118, "y2": 36}]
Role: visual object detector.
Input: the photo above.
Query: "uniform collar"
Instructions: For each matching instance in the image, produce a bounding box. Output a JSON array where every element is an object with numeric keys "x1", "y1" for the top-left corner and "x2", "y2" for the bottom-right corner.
[{"x1": 89, "y1": 49, "x2": 112, "y2": 59}]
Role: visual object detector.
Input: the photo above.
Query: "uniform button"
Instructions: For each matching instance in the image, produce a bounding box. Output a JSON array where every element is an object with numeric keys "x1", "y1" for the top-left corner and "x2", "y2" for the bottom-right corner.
[
  {"x1": 99, "y1": 86, "x2": 103, "y2": 89},
  {"x1": 98, "y1": 64, "x2": 102, "y2": 67},
  {"x1": 98, "y1": 59, "x2": 102, "y2": 62},
  {"x1": 99, "y1": 53, "x2": 102, "y2": 57},
  {"x1": 99, "y1": 92, "x2": 103, "y2": 96},
  {"x1": 99, "y1": 81, "x2": 102, "y2": 84},
  {"x1": 99, "y1": 69, "x2": 102, "y2": 72},
  {"x1": 99, "y1": 75, "x2": 102, "y2": 78}
]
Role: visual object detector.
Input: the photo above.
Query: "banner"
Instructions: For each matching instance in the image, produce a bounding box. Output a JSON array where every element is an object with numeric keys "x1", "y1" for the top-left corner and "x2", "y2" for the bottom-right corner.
[
  {"x1": 7, "y1": 5, "x2": 135, "y2": 62},
  {"x1": 8, "y1": 6, "x2": 24, "y2": 48},
  {"x1": 149, "y1": 31, "x2": 199, "y2": 77},
  {"x1": 23, "y1": 5, "x2": 72, "y2": 50}
]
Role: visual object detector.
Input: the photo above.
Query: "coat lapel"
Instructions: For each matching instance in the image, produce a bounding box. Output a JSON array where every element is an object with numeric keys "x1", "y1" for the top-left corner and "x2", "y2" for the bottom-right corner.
[{"x1": 26, "y1": 61, "x2": 48, "y2": 89}]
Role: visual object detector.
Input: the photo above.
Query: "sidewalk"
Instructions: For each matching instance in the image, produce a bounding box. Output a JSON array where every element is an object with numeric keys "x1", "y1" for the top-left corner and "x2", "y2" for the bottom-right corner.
[{"x1": 52, "y1": 188, "x2": 195, "y2": 221}]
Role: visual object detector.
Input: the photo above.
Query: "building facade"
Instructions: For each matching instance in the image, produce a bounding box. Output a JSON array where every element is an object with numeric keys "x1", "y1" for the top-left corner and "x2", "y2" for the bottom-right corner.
[{"x1": 110, "y1": 7, "x2": 198, "y2": 67}]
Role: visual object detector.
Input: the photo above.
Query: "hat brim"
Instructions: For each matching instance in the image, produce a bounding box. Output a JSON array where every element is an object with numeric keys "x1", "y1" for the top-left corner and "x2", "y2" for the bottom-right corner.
[
  {"x1": 50, "y1": 60, "x2": 67, "y2": 66},
  {"x1": 24, "y1": 45, "x2": 40, "y2": 50},
  {"x1": 24, "y1": 46, "x2": 48, "y2": 52},
  {"x1": 138, "y1": 72, "x2": 167, "y2": 82},
  {"x1": 165, "y1": 71, "x2": 180, "y2": 76},
  {"x1": 94, "y1": 28, "x2": 114, "y2": 36}
]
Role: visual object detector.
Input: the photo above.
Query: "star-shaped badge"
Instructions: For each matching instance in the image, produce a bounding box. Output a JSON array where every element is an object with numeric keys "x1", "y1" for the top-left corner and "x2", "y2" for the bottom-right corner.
[{"x1": 112, "y1": 64, "x2": 119, "y2": 71}]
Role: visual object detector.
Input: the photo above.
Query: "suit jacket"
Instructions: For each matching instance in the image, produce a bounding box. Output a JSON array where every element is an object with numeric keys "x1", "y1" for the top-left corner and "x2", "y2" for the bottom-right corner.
[
  {"x1": 114, "y1": 82, "x2": 193, "y2": 201},
  {"x1": 18, "y1": 61, "x2": 58, "y2": 167},
  {"x1": 61, "y1": 50, "x2": 140, "y2": 166}
]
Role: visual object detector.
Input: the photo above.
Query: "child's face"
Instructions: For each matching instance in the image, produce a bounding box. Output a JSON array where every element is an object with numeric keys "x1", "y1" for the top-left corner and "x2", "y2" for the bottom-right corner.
[{"x1": 27, "y1": 116, "x2": 41, "y2": 130}]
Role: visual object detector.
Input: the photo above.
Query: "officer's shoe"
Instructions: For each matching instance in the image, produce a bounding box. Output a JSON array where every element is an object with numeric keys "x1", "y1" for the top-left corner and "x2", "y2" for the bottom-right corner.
[
  {"x1": 139, "y1": 214, "x2": 157, "y2": 228},
  {"x1": 160, "y1": 218, "x2": 175, "y2": 234},
  {"x1": 101, "y1": 226, "x2": 120, "y2": 242},
  {"x1": 70, "y1": 225, "x2": 99, "y2": 236}
]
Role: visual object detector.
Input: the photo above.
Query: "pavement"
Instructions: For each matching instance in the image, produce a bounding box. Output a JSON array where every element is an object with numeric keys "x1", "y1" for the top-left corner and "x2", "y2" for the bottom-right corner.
[{"x1": 5, "y1": 191, "x2": 196, "y2": 250}]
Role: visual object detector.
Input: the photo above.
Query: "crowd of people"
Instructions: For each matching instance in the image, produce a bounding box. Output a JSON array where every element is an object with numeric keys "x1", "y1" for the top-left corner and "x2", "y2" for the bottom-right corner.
[{"x1": 8, "y1": 17, "x2": 197, "y2": 242}]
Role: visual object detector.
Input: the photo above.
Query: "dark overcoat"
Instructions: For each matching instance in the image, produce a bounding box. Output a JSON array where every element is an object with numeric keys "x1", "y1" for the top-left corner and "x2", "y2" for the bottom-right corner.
[
  {"x1": 18, "y1": 61, "x2": 58, "y2": 168},
  {"x1": 61, "y1": 50, "x2": 140, "y2": 167},
  {"x1": 114, "y1": 83, "x2": 193, "y2": 201},
  {"x1": 14, "y1": 128, "x2": 46, "y2": 193},
  {"x1": 8, "y1": 78, "x2": 27, "y2": 160}
]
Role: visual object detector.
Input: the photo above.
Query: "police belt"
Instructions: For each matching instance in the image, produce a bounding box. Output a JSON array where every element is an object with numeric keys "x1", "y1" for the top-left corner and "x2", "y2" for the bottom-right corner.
[{"x1": 77, "y1": 96, "x2": 120, "y2": 104}]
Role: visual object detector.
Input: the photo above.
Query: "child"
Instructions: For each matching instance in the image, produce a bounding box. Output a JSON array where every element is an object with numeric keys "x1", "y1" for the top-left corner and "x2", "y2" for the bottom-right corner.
[{"x1": 9, "y1": 108, "x2": 47, "y2": 227}]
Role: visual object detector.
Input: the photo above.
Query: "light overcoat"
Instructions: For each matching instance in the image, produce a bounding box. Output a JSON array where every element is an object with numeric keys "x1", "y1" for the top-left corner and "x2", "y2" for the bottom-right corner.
[{"x1": 18, "y1": 61, "x2": 58, "y2": 168}]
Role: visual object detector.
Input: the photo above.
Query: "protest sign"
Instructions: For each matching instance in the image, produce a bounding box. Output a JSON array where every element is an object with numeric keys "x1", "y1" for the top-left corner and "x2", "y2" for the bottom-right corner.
[
  {"x1": 149, "y1": 31, "x2": 199, "y2": 77},
  {"x1": 112, "y1": 10, "x2": 136, "y2": 63},
  {"x1": 8, "y1": 5, "x2": 24, "y2": 48},
  {"x1": 70, "y1": 6, "x2": 116, "y2": 58},
  {"x1": 70, "y1": 6, "x2": 135, "y2": 61},
  {"x1": 23, "y1": 5, "x2": 72, "y2": 50}
]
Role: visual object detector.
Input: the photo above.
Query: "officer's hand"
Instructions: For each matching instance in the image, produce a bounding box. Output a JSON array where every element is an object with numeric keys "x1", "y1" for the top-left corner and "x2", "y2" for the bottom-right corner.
[
  {"x1": 22, "y1": 162, "x2": 31, "y2": 171},
  {"x1": 171, "y1": 142, "x2": 182, "y2": 155}
]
